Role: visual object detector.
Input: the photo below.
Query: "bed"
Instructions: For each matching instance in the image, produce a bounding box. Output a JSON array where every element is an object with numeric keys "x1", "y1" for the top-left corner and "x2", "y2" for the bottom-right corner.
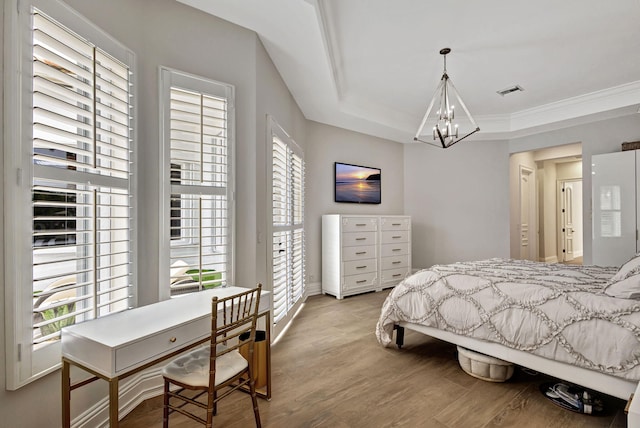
[{"x1": 375, "y1": 258, "x2": 640, "y2": 423}]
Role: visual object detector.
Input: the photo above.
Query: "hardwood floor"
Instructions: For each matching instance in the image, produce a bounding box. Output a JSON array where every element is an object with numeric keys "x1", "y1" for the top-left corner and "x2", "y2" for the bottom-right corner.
[
  {"x1": 562, "y1": 256, "x2": 584, "y2": 266},
  {"x1": 121, "y1": 290, "x2": 628, "y2": 428}
]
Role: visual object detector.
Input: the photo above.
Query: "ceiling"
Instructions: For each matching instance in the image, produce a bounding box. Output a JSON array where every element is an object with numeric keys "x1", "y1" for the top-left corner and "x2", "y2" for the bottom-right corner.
[{"x1": 178, "y1": 0, "x2": 640, "y2": 143}]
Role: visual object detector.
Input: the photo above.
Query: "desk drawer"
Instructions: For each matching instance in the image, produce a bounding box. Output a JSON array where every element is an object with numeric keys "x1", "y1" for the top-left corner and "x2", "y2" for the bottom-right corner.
[
  {"x1": 342, "y1": 217, "x2": 377, "y2": 232},
  {"x1": 382, "y1": 267, "x2": 410, "y2": 283},
  {"x1": 343, "y1": 271, "x2": 377, "y2": 291},
  {"x1": 381, "y1": 243, "x2": 409, "y2": 257},
  {"x1": 381, "y1": 217, "x2": 410, "y2": 231},
  {"x1": 343, "y1": 259, "x2": 377, "y2": 276},
  {"x1": 342, "y1": 231, "x2": 376, "y2": 247},
  {"x1": 382, "y1": 230, "x2": 409, "y2": 244},
  {"x1": 342, "y1": 245, "x2": 376, "y2": 261},
  {"x1": 115, "y1": 317, "x2": 209, "y2": 373},
  {"x1": 381, "y1": 255, "x2": 409, "y2": 270}
]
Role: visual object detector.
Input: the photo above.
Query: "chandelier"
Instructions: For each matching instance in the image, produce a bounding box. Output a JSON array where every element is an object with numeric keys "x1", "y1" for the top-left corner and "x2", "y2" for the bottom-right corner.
[{"x1": 413, "y1": 48, "x2": 480, "y2": 148}]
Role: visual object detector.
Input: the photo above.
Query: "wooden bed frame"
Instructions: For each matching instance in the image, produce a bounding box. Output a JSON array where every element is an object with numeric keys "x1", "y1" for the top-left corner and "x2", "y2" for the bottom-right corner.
[{"x1": 394, "y1": 322, "x2": 640, "y2": 425}]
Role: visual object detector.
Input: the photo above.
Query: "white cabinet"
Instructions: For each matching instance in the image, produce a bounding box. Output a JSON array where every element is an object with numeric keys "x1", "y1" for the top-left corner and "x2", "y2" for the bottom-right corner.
[
  {"x1": 322, "y1": 215, "x2": 411, "y2": 299},
  {"x1": 592, "y1": 151, "x2": 639, "y2": 266}
]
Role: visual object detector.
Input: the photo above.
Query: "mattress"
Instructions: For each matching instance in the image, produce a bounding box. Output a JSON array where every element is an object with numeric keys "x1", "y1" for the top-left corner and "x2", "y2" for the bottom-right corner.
[{"x1": 376, "y1": 258, "x2": 640, "y2": 381}]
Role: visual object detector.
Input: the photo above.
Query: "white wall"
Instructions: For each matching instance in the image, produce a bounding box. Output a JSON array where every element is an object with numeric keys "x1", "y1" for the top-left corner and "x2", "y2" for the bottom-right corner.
[
  {"x1": 0, "y1": 0, "x2": 305, "y2": 425},
  {"x1": 404, "y1": 140, "x2": 511, "y2": 270},
  {"x1": 305, "y1": 121, "x2": 405, "y2": 290}
]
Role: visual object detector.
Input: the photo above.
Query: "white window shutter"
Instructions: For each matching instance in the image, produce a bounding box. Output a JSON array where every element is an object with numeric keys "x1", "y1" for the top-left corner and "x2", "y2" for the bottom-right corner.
[
  {"x1": 31, "y1": 10, "x2": 133, "y2": 347},
  {"x1": 163, "y1": 76, "x2": 233, "y2": 296},
  {"x1": 271, "y1": 133, "x2": 305, "y2": 325}
]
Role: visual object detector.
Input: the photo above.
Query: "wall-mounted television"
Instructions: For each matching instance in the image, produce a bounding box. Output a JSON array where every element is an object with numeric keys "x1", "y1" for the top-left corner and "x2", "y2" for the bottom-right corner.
[{"x1": 334, "y1": 162, "x2": 381, "y2": 204}]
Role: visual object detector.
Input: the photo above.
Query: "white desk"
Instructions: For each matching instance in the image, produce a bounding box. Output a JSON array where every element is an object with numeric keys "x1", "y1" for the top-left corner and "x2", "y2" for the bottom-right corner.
[{"x1": 61, "y1": 286, "x2": 271, "y2": 427}]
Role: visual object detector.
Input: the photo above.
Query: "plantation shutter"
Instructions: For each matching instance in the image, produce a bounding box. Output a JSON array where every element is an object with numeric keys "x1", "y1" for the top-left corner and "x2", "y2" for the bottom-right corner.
[
  {"x1": 168, "y1": 86, "x2": 230, "y2": 293},
  {"x1": 31, "y1": 10, "x2": 133, "y2": 345},
  {"x1": 272, "y1": 135, "x2": 305, "y2": 324}
]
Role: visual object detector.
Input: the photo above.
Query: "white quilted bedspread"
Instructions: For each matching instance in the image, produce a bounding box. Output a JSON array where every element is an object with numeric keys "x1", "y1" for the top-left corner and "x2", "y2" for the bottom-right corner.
[{"x1": 376, "y1": 258, "x2": 640, "y2": 381}]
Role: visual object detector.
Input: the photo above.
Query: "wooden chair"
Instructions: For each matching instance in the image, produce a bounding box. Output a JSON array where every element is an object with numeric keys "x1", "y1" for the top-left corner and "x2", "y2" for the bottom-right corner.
[{"x1": 162, "y1": 285, "x2": 262, "y2": 427}]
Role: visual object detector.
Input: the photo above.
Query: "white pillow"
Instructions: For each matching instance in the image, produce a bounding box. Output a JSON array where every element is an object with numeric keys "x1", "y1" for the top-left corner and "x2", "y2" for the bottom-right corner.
[
  {"x1": 611, "y1": 254, "x2": 640, "y2": 282},
  {"x1": 605, "y1": 274, "x2": 640, "y2": 299}
]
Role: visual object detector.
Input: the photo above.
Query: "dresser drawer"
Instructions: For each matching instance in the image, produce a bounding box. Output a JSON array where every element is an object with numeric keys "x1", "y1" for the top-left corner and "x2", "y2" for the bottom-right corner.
[
  {"x1": 115, "y1": 317, "x2": 209, "y2": 373},
  {"x1": 382, "y1": 230, "x2": 409, "y2": 244},
  {"x1": 342, "y1": 231, "x2": 376, "y2": 247},
  {"x1": 380, "y1": 217, "x2": 410, "y2": 231},
  {"x1": 343, "y1": 258, "x2": 377, "y2": 276},
  {"x1": 381, "y1": 267, "x2": 410, "y2": 283},
  {"x1": 381, "y1": 255, "x2": 409, "y2": 270},
  {"x1": 381, "y1": 243, "x2": 409, "y2": 257},
  {"x1": 342, "y1": 217, "x2": 378, "y2": 232},
  {"x1": 343, "y1": 271, "x2": 377, "y2": 290},
  {"x1": 342, "y1": 245, "x2": 377, "y2": 261}
]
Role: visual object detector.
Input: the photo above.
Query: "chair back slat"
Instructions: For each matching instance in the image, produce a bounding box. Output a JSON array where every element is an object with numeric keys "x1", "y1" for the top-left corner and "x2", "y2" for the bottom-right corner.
[
  {"x1": 209, "y1": 285, "x2": 262, "y2": 382},
  {"x1": 163, "y1": 284, "x2": 263, "y2": 428}
]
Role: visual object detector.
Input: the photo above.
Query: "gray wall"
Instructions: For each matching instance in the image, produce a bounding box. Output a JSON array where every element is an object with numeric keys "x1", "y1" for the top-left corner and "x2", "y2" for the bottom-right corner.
[
  {"x1": 305, "y1": 121, "x2": 405, "y2": 288},
  {"x1": 404, "y1": 140, "x2": 511, "y2": 269},
  {"x1": 255, "y1": 40, "x2": 307, "y2": 287}
]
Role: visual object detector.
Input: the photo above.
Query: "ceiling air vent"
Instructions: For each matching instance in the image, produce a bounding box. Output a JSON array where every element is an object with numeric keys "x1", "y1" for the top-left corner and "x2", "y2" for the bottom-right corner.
[{"x1": 497, "y1": 85, "x2": 524, "y2": 96}]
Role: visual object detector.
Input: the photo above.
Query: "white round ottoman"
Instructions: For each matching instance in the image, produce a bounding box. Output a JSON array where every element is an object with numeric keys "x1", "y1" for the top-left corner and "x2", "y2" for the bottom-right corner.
[{"x1": 456, "y1": 346, "x2": 514, "y2": 382}]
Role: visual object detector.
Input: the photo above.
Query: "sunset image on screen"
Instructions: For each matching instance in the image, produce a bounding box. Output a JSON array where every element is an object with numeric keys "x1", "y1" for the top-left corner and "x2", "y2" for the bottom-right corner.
[{"x1": 335, "y1": 163, "x2": 381, "y2": 204}]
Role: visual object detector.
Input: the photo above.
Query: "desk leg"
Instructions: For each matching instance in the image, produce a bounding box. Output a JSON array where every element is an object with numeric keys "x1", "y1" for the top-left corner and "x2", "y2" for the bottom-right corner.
[
  {"x1": 62, "y1": 359, "x2": 71, "y2": 428},
  {"x1": 265, "y1": 311, "x2": 272, "y2": 400},
  {"x1": 109, "y1": 377, "x2": 119, "y2": 427}
]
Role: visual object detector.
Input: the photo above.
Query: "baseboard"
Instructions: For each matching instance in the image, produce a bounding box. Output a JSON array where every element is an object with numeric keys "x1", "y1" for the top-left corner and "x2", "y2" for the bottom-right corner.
[
  {"x1": 543, "y1": 256, "x2": 558, "y2": 263},
  {"x1": 305, "y1": 281, "x2": 322, "y2": 297},
  {"x1": 72, "y1": 367, "x2": 164, "y2": 428}
]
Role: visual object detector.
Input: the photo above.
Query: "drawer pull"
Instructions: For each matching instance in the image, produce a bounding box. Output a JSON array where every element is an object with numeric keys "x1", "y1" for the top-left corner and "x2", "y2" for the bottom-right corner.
[
  {"x1": 392, "y1": 261, "x2": 401, "y2": 265},
  {"x1": 392, "y1": 235, "x2": 402, "y2": 239},
  {"x1": 355, "y1": 251, "x2": 367, "y2": 255},
  {"x1": 392, "y1": 248, "x2": 402, "y2": 252},
  {"x1": 356, "y1": 280, "x2": 367, "y2": 284},
  {"x1": 392, "y1": 223, "x2": 401, "y2": 226},
  {"x1": 169, "y1": 337, "x2": 177, "y2": 343},
  {"x1": 355, "y1": 223, "x2": 366, "y2": 226},
  {"x1": 355, "y1": 237, "x2": 367, "y2": 241},
  {"x1": 392, "y1": 274, "x2": 402, "y2": 278},
  {"x1": 356, "y1": 265, "x2": 367, "y2": 269}
]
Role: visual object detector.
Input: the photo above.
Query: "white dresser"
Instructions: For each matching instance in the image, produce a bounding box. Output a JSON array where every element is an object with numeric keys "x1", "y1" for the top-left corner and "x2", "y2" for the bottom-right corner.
[{"x1": 322, "y1": 214, "x2": 411, "y2": 299}]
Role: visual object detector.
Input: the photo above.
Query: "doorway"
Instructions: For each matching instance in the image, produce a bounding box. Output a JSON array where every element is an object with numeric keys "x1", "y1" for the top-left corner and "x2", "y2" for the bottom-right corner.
[{"x1": 509, "y1": 143, "x2": 583, "y2": 263}]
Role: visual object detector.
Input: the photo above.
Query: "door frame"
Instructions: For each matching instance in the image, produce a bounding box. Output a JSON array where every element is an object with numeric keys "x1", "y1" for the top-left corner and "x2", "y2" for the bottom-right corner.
[{"x1": 518, "y1": 165, "x2": 537, "y2": 261}]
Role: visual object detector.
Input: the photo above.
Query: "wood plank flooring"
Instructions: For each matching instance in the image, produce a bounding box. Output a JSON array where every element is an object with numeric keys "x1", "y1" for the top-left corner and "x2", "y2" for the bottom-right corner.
[{"x1": 120, "y1": 290, "x2": 628, "y2": 428}]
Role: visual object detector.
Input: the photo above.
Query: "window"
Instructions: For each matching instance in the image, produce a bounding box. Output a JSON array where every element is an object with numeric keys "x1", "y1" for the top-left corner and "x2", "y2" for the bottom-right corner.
[
  {"x1": 159, "y1": 68, "x2": 234, "y2": 297},
  {"x1": 4, "y1": 0, "x2": 135, "y2": 389},
  {"x1": 269, "y1": 117, "x2": 305, "y2": 337},
  {"x1": 599, "y1": 185, "x2": 622, "y2": 238}
]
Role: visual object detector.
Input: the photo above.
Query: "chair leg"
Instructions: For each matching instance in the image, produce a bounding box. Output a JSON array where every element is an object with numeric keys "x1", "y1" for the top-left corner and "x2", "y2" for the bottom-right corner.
[
  {"x1": 248, "y1": 372, "x2": 261, "y2": 428},
  {"x1": 206, "y1": 389, "x2": 214, "y2": 428},
  {"x1": 163, "y1": 380, "x2": 170, "y2": 428}
]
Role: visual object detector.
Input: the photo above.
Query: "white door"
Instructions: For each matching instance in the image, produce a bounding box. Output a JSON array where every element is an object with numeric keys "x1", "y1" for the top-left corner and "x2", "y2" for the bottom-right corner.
[
  {"x1": 519, "y1": 166, "x2": 536, "y2": 260},
  {"x1": 559, "y1": 180, "x2": 583, "y2": 262}
]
